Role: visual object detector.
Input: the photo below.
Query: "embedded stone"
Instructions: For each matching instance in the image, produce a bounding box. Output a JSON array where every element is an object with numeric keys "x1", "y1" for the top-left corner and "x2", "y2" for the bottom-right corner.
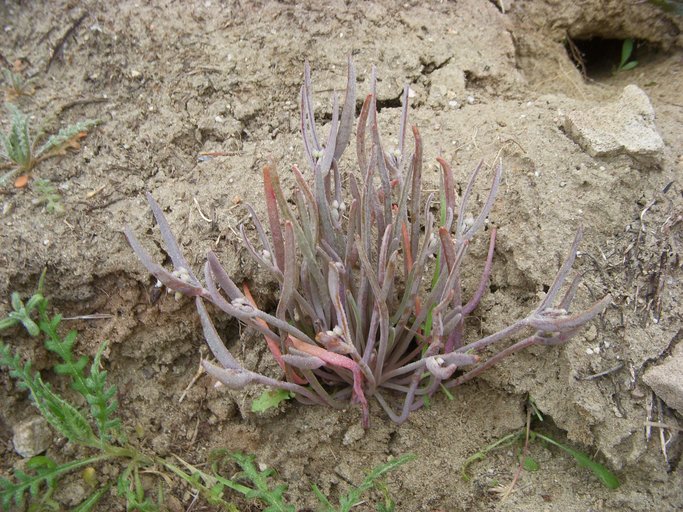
[
  {"x1": 12, "y1": 416, "x2": 52, "y2": 458},
  {"x1": 563, "y1": 85, "x2": 664, "y2": 166},
  {"x1": 643, "y1": 344, "x2": 683, "y2": 413}
]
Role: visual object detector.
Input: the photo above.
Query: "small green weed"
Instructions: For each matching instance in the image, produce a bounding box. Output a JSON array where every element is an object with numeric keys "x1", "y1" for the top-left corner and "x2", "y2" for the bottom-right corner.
[
  {"x1": 617, "y1": 38, "x2": 638, "y2": 72},
  {"x1": 462, "y1": 399, "x2": 620, "y2": 491},
  {"x1": 312, "y1": 454, "x2": 416, "y2": 512},
  {"x1": 0, "y1": 273, "x2": 413, "y2": 510},
  {"x1": 31, "y1": 178, "x2": 64, "y2": 214},
  {"x1": 252, "y1": 389, "x2": 294, "y2": 413},
  {"x1": 0, "y1": 103, "x2": 99, "y2": 185},
  {"x1": 1, "y1": 68, "x2": 35, "y2": 100}
]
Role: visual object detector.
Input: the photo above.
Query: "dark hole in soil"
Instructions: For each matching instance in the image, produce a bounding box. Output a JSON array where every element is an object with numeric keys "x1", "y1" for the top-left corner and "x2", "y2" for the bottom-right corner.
[{"x1": 565, "y1": 37, "x2": 645, "y2": 80}]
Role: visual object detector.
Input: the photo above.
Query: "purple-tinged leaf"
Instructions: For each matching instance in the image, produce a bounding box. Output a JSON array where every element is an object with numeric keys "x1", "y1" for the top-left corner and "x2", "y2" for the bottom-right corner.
[
  {"x1": 538, "y1": 226, "x2": 583, "y2": 310},
  {"x1": 196, "y1": 297, "x2": 241, "y2": 370},
  {"x1": 144, "y1": 193, "x2": 197, "y2": 280},
  {"x1": 334, "y1": 56, "x2": 356, "y2": 161},
  {"x1": 276, "y1": 221, "x2": 298, "y2": 321},
  {"x1": 436, "y1": 157, "x2": 456, "y2": 230},
  {"x1": 462, "y1": 227, "x2": 497, "y2": 315},
  {"x1": 124, "y1": 226, "x2": 206, "y2": 297},
  {"x1": 356, "y1": 94, "x2": 372, "y2": 174},
  {"x1": 281, "y1": 353, "x2": 326, "y2": 370},
  {"x1": 263, "y1": 164, "x2": 285, "y2": 272}
]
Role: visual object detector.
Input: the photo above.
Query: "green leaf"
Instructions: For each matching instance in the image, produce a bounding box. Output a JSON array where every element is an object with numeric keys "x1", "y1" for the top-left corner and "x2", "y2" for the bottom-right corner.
[
  {"x1": 251, "y1": 389, "x2": 293, "y2": 413},
  {"x1": 312, "y1": 484, "x2": 335, "y2": 511},
  {"x1": 35, "y1": 119, "x2": 99, "y2": 158},
  {"x1": 228, "y1": 452, "x2": 294, "y2": 512},
  {"x1": 0, "y1": 341, "x2": 97, "y2": 446},
  {"x1": 522, "y1": 456, "x2": 539, "y2": 472},
  {"x1": 621, "y1": 60, "x2": 638, "y2": 71},
  {"x1": 532, "y1": 432, "x2": 620, "y2": 489},
  {"x1": 461, "y1": 431, "x2": 523, "y2": 481},
  {"x1": 335, "y1": 454, "x2": 416, "y2": 512},
  {"x1": 0, "y1": 455, "x2": 105, "y2": 510},
  {"x1": 439, "y1": 383, "x2": 454, "y2": 401},
  {"x1": 620, "y1": 39, "x2": 634, "y2": 68},
  {"x1": 72, "y1": 484, "x2": 111, "y2": 512}
]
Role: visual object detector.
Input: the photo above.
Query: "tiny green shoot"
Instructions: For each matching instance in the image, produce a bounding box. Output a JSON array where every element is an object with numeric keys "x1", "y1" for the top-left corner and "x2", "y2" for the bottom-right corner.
[
  {"x1": 1, "y1": 68, "x2": 35, "y2": 100},
  {"x1": 617, "y1": 38, "x2": 638, "y2": 72},
  {"x1": 252, "y1": 389, "x2": 293, "y2": 413},
  {"x1": 312, "y1": 454, "x2": 416, "y2": 512},
  {"x1": 0, "y1": 103, "x2": 99, "y2": 185},
  {"x1": 32, "y1": 178, "x2": 64, "y2": 214}
]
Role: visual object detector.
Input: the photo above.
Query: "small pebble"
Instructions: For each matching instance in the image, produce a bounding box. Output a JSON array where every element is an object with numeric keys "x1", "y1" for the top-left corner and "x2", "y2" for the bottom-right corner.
[{"x1": 13, "y1": 417, "x2": 52, "y2": 458}]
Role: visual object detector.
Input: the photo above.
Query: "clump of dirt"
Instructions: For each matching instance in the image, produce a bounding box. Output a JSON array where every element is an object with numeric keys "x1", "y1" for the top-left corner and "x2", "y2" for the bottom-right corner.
[{"x1": 1, "y1": 1, "x2": 681, "y2": 510}]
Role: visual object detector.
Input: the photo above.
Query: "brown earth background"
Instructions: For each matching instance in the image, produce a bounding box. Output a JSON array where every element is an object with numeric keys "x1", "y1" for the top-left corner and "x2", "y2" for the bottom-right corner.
[{"x1": 1, "y1": 0, "x2": 682, "y2": 510}]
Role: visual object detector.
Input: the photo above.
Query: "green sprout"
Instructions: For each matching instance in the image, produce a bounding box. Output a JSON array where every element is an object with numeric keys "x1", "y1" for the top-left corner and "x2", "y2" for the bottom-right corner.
[
  {"x1": 0, "y1": 103, "x2": 99, "y2": 185},
  {"x1": 1, "y1": 68, "x2": 35, "y2": 100},
  {"x1": 462, "y1": 403, "x2": 620, "y2": 491},
  {"x1": 252, "y1": 389, "x2": 294, "y2": 413},
  {"x1": 32, "y1": 178, "x2": 64, "y2": 214},
  {"x1": 617, "y1": 38, "x2": 638, "y2": 72}
]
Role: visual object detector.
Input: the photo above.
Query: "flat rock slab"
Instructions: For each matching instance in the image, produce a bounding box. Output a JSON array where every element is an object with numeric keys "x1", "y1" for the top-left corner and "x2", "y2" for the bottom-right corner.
[
  {"x1": 563, "y1": 85, "x2": 664, "y2": 166},
  {"x1": 643, "y1": 343, "x2": 683, "y2": 413}
]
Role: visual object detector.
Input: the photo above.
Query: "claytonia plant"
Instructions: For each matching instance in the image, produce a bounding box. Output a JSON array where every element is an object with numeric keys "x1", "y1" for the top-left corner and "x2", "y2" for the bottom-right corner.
[{"x1": 125, "y1": 59, "x2": 610, "y2": 427}]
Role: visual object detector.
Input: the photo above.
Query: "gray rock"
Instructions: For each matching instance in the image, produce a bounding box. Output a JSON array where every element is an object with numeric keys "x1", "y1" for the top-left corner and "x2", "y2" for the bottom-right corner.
[
  {"x1": 428, "y1": 64, "x2": 467, "y2": 108},
  {"x1": 643, "y1": 343, "x2": 683, "y2": 413},
  {"x1": 12, "y1": 416, "x2": 52, "y2": 458},
  {"x1": 563, "y1": 85, "x2": 664, "y2": 166}
]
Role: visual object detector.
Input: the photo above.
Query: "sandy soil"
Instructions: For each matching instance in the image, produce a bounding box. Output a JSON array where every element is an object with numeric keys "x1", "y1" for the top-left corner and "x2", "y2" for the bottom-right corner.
[{"x1": 1, "y1": 0, "x2": 682, "y2": 510}]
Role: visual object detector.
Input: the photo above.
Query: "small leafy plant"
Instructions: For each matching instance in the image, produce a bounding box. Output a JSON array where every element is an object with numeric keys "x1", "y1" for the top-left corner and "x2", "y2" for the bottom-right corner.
[
  {"x1": 126, "y1": 59, "x2": 611, "y2": 427},
  {"x1": 0, "y1": 276, "x2": 411, "y2": 510},
  {"x1": 617, "y1": 38, "x2": 638, "y2": 72},
  {"x1": 32, "y1": 178, "x2": 65, "y2": 214},
  {"x1": 1, "y1": 68, "x2": 35, "y2": 101},
  {"x1": 0, "y1": 103, "x2": 98, "y2": 185},
  {"x1": 462, "y1": 400, "x2": 620, "y2": 491}
]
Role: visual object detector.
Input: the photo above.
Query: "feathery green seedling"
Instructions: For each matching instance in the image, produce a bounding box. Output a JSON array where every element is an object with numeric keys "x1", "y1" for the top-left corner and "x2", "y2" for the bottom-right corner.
[
  {"x1": 0, "y1": 280, "x2": 233, "y2": 510},
  {"x1": 0, "y1": 103, "x2": 98, "y2": 185},
  {"x1": 2, "y1": 68, "x2": 35, "y2": 100},
  {"x1": 127, "y1": 58, "x2": 611, "y2": 427},
  {"x1": 312, "y1": 454, "x2": 415, "y2": 512},
  {"x1": 32, "y1": 178, "x2": 65, "y2": 214},
  {"x1": 169, "y1": 449, "x2": 413, "y2": 511},
  {"x1": 0, "y1": 278, "x2": 411, "y2": 510}
]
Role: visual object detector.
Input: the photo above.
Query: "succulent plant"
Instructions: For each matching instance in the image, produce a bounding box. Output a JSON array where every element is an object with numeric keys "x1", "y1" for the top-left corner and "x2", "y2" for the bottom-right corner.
[{"x1": 125, "y1": 59, "x2": 610, "y2": 427}]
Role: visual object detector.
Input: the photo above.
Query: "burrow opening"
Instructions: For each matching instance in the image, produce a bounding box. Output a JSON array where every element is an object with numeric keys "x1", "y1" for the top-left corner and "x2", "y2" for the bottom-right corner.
[{"x1": 565, "y1": 37, "x2": 650, "y2": 80}]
